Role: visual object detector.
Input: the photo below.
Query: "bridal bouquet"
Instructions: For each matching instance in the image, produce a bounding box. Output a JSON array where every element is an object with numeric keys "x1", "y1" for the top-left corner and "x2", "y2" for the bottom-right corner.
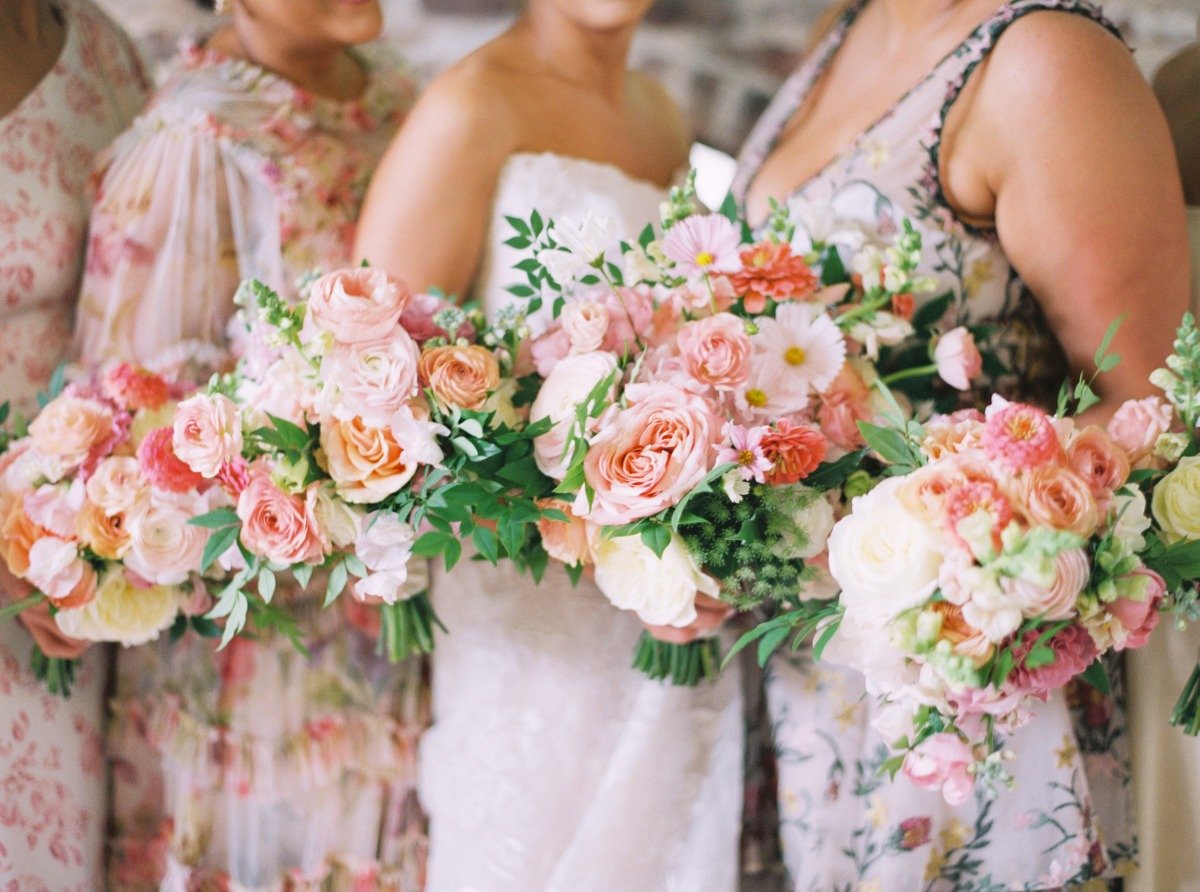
[
  {"x1": 502, "y1": 177, "x2": 994, "y2": 684},
  {"x1": 183, "y1": 267, "x2": 551, "y2": 661},
  {"x1": 816, "y1": 316, "x2": 1200, "y2": 802},
  {"x1": 0, "y1": 364, "x2": 222, "y2": 694}
]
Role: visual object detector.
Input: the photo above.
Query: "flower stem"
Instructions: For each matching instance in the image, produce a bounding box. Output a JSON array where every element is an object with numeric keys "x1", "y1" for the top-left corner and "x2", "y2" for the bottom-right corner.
[
  {"x1": 631, "y1": 632, "x2": 721, "y2": 686},
  {"x1": 0, "y1": 593, "x2": 44, "y2": 624},
  {"x1": 882, "y1": 364, "x2": 939, "y2": 386}
]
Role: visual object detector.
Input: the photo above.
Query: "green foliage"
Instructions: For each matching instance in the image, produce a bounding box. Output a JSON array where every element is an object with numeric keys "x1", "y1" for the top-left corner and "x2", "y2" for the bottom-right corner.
[{"x1": 631, "y1": 632, "x2": 720, "y2": 686}]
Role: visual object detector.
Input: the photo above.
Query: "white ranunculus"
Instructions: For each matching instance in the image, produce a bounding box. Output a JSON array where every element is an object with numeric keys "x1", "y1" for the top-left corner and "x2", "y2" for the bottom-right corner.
[
  {"x1": 828, "y1": 476, "x2": 944, "y2": 621},
  {"x1": 55, "y1": 570, "x2": 180, "y2": 647},
  {"x1": 124, "y1": 492, "x2": 209, "y2": 586},
  {"x1": 590, "y1": 530, "x2": 718, "y2": 628},
  {"x1": 530, "y1": 351, "x2": 619, "y2": 480},
  {"x1": 316, "y1": 334, "x2": 421, "y2": 427}
]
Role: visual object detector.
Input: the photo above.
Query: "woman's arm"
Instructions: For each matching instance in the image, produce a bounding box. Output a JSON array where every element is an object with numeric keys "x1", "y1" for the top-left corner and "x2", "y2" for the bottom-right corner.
[
  {"x1": 354, "y1": 68, "x2": 519, "y2": 301},
  {"x1": 944, "y1": 13, "x2": 1190, "y2": 419}
]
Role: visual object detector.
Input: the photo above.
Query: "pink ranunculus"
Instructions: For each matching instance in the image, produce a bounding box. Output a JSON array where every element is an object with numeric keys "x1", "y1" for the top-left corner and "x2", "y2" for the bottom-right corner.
[
  {"x1": 124, "y1": 491, "x2": 210, "y2": 586},
  {"x1": 1021, "y1": 465, "x2": 1101, "y2": 538},
  {"x1": 561, "y1": 298, "x2": 611, "y2": 354},
  {"x1": 1109, "y1": 568, "x2": 1165, "y2": 650},
  {"x1": 306, "y1": 268, "x2": 410, "y2": 344},
  {"x1": 934, "y1": 327, "x2": 983, "y2": 391},
  {"x1": 172, "y1": 393, "x2": 244, "y2": 478},
  {"x1": 1009, "y1": 624, "x2": 1098, "y2": 696},
  {"x1": 318, "y1": 333, "x2": 421, "y2": 427},
  {"x1": 817, "y1": 362, "x2": 872, "y2": 452},
  {"x1": 1007, "y1": 547, "x2": 1090, "y2": 620},
  {"x1": 982, "y1": 398, "x2": 1060, "y2": 472},
  {"x1": 24, "y1": 482, "x2": 83, "y2": 540},
  {"x1": 530, "y1": 326, "x2": 573, "y2": 377},
  {"x1": 86, "y1": 456, "x2": 146, "y2": 517},
  {"x1": 582, "y1": 382, "x2": 720, "y2": 525},
  {"x1": 236, "y1": 475, "x2": 326, "y2": 566},
  {"x1": 137, "y1": 428, "x2": 205, "y2": 494},
  {"x1": 28, "y1": 394, "x2": 115, "y2": 473},
  {"x1": 1066, "y1": 426, "x2": 1130, "y2": 506},
  {"x1": 1106, "y1": 396, "x2": 1174, "y2": 467},
  {"x1": 536, "y1": 499, "x2": 591, "y2": 566},
  {"x1": 676, "y1": 312, "x2": 752, "y2": 392},
  {"x1": 24, "y1": 537, "x2": 95, "y2": 608},
  {"x1": 901, "y1": 733, "x2": 975, "y2": 806},
  {"x1": 101, "y1": 364, "x2": 170, "y2": 411}
]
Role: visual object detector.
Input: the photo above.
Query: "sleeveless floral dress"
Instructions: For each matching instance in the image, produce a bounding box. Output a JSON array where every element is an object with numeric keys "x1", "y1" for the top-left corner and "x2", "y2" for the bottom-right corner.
[{"x1": 733, "y1": 2, "x2": 1135, "y2": 888}]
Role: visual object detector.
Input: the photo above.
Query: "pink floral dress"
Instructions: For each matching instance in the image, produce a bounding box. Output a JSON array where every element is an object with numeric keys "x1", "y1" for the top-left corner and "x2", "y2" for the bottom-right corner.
[
  {"x1": 733, "y1": 2, "x2": 1136, "y2": 889},
  {"x1": 0, "y1": 0, "x2": 147, "y2": 887},
  {"x1": 72, "y1": 40, "x2": 428, "y2": 890}
]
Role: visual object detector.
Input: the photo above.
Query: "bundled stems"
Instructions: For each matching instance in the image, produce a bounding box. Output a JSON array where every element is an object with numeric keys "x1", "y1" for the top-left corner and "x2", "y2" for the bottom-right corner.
[
  {"x1": 30, "y1": 649, "x2": 76, "y2": 698},
  {"x1": 377, "y1": 591, "x2": 444, "y2": 663},
  {"x1": 631, "y1": 632, "x2": 721, "y2": 686},
  {"x1": 1170, "y1": 662, "x2": 1200, "y2": 736}
]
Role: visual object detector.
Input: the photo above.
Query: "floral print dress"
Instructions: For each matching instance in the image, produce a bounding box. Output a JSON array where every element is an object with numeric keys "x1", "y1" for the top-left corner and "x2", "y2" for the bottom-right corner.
[
  {"x1": 0, "y1": 1, "x2": 147, "y2": 887},
  {"x1": 72, "y1": 40, "x2": 429, "y2": 890},
  {"x1": 733, "y1": 2, "x2": 1135, "y2": 889}
]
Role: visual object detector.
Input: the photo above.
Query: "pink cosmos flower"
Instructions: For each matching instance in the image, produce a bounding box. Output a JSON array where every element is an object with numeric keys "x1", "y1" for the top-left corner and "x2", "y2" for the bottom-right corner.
[
  {"x1": 982, "y1": 398, "x2": 1059, "y2": 472},
  {"x1": 934, "y1": 327, "x2": 983, "y2": 391},
  {"x1": 716, "y1": 422, "x2": 773, "y2": 483},
  {"x1": 137, "y1": 428, "x2": 205, "y2": 494},
  {"x1": 660, "y1": 214, "x2": 743, "y2": 277},
  {"x1": 901, "y1": 733, "x2": 975, "y2": 806}
]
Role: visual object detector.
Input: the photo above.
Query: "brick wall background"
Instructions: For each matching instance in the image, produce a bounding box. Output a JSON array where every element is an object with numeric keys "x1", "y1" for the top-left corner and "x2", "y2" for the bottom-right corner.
[{"x1": 97, "y1": 0, "x2": 1198, "y2": 153}]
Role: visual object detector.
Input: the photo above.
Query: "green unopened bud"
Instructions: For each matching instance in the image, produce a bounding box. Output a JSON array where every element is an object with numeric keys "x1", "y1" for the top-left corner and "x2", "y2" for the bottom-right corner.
[
  {"x1": 844, "y1": 470, "x2": 876, "y2": 500},
  {"x1": 1155, "y1": 432, "x2": 1189, "y2": 463}
]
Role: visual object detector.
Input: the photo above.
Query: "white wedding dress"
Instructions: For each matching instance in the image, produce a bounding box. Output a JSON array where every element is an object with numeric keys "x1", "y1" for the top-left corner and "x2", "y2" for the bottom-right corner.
[{"x1": 418, "y1": 152, "x2": 744, "y2": 892}]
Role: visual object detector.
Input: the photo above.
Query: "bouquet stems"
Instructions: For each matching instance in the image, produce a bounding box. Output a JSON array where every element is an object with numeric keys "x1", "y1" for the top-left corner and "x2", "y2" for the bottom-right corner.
[
  {"x1": 30, "y1": 649, "x2": 76, "y2": 698},
  {"x1": 378, "y1": 591, "x2": 443, "y2": 663},
  {"x1": 632, "y1": 632, "x2": 721, "y2": 686},
  {"x1": 1170, "y1": 662, "x2": 1200, "y2": 736}
]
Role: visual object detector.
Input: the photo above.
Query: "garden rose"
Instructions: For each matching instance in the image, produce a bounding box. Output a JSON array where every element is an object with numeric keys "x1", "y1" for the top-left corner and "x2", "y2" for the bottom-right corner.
[
  {"x1": 172, "y1": 394, "x2": 244, "y2": 478},
  {"x1": 581, "y1": 382, "x2": 719, "y2": 525},
  {"x1": 25, "y1": 537, "x2": 95, "y2": 608},
  {"x1": 560, "y1": 299, "x2": 610, "y2": 354},
  {"x1": 535, "y1": 499, "x2": 591, "y2": 566},
  {"x1": 319, "y1": 416, "x2": 419, "y2": 504},
  {"x1": 1152, "y1": 455, "x2": 1200, "y2": 542},
  {"x1": 137, "y1": 428, "x2": 205, "y2": 494},
  {"x1": 28, "y1": 394, "x2": 114, "y2": 474},
  {"x1": 237, "y1": 476, "x2": 326, "y2": 566},
  {"x1": 418, "y1": 344, "x2": 500, "y2": 411},
  {"x1": 307, "y1": 268, "x2": 409, "y2": 344},
  {"x1": 934, "y1": 327, "x2": 983, "y2": 391},
  {"x1": 317, "y1": 334, "x2": 421, "y2": 427},
  {"x1": 590, "y1": 530, "x2": 719, "y2": 627},
  {"x1": 1107, "y1": 396, "x2": 1173, "y2": 466},
  {"x1": 86, "y1": 456, "x2": 145, "y2": 516},
  {"x1": 76, "y1": 498, "x2": 132, "y2": 560},
  {"x1": 902, "y1": 733, "x2": 975, "y2": 806},
  {"x1": 55, "y1": 569, "x2": 180, "y2": 647},
  {"x1": 676, "y1": 313, "x2": 752, "y2": 391},
  {"x1": 530, "y1": 351, "x2": 620, "y2": 480},
  {"x1": 1021, "y1": 465, "x2": 1100, "y2": 537},
  {"x1": 1065, "y1": 426, "x2": 1129, "y2": 505},
  {"x1": 125, "y1": 492, "x2": 210, "y2": 585}
]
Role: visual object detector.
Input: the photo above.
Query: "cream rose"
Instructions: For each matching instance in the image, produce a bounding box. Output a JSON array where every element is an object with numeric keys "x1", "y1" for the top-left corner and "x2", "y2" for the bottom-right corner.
[
  {"x1": 125, "y1": 492, "x2": 210, "y2": 586},
  {"x1": 172, "y1": 393, "x2": 244, "y2": 478},
  {"x1": 55, "y1": 569, "x2": 180, "y2": 647},
  {"x1": 590, "y1": 530, "x2": 719, "y2": 627},
  {"x1": 561, "y1": 299, "x2": 610, "y2": 354},
  {"x1": 307, "y1": 268, "x2": 410, "y2": 344},
  {"x1": 1152, "y1": 455, "x2": 1200, "y2": 542},
  {"x1": 306, "y1": 485, "x2": 362, "y2": 549},
  {"x1": 28, "y1": 394, "x2": 113, "y2": 475},
  {"x1": 828, "y1": 476, "x2": 944, "y2": 621},
  {"x1": 530, "y1": 351, "x2": 619, "y2": 480}
]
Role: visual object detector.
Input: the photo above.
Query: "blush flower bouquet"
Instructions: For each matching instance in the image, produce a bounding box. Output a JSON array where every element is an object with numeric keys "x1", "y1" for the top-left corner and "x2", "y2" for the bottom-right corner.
[
  {"x1": 0, "y1": 363, "x2": 225, "y2": 694},
  {"x1": 501, "y1": 176, "x2": 994, "y2": 684}
]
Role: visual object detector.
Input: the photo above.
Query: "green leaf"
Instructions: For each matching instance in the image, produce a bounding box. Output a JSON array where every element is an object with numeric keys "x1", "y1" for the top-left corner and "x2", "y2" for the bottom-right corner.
[
  {"x1": 472, "y1": 525, "x2": 500, "y2": 564},
  {"x1": 718, "y1": 191, "x2": 739, "y2": 223},
  {"x1": 640, "y1": 524, "x2": 672, "y2": 559},
  {"x1": 257, "y1": 567, "x2": 276, "y2": 603},
  {"x1": 811, "y1": 616, "x2": 842, "y2": 662},
  {"x1": 217, "y1": 592, "x2": 248, "y2": 650},
  {"x1": 757, "y1": 625, "x2": 791, "y2": 666},
  {"x1": 199, "y1": 526, "x2": 239, "y2": 573},
  {"x1": 505, "y1": 214, "x2": 531, "y2": 237},
  {"x1": 188, "y1": 508, "x2": 240, "y2": 530},
  {"x1": 819, "y1": 244, "x2": 846, "y2": 287},
  {"x1": 638, "y1": 223, "x2": 656, "y2": 250},
  {"x1": 324, "y1": 558, "x2": 348, "y2": 607},
  {"x1": 858, "y1": 422, "x2": 921, "y2": 469},
  {"x1": 1094, "y1": 315, "x2": 1125, "y2": 370},
  {"x1": 292, "y1": 563, "x2": 314, "y2": 589},
  {"x1": 804, "y1": 449, "x2": 869, "y2": 491},
  {"x1": 1080, "y1": 658, "x2": 1111, "y2": 694},
  {"x1": 911, "y1": 292, "x2": 954, "y2": 333},
  {"x1": 412, "y1": 531, "x2": 452, "y2": 558}
]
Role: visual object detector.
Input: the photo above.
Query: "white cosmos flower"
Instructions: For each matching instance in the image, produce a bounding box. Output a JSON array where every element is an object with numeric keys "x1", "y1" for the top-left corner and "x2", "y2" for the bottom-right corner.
[
  {"x1": 789, "y1": 200, "x2": 867, "y2": 255},
  {"x1": 751, "y1": 303, "x2": 846, "y2": 409},
  {"x1": 539, "y1": 212, "x2": 616, "y2": 285}
]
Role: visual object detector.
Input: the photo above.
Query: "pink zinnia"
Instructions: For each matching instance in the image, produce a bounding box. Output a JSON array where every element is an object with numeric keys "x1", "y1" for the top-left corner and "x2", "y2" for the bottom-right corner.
[
  {"x1": 1008, "y1": 624, "x2": 1098, "y2": 696},
  {"x1": 982, "y1": 400, "x2": 1059, "y2": 471},
  {"x1": 660, "y1": 214, "x2": 742, "y2": 277},
  {"x1": 136, "y1": 427, "x2": 205, "y2": 494},
  {"x1": 727, "y1": 242, "x2": 818, "y2": 314},
  {"x1": 101, "y1": 363, "x2": 170, "y2": 411},
  {"x1": 716, "y1": 422, "x2": 773, "y2": 483}
]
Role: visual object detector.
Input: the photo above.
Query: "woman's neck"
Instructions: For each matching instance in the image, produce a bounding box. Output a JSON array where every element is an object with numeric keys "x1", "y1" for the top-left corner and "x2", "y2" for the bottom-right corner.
[
  {"x1": 519, "y1": 5, "x2": 636, "y2": 106},
  {"x1": 879, "y1": 0, "x2": 967, "y2": 33},
  {"x1": 215, "y1": 22, "x2": 364, "y2": 101}
]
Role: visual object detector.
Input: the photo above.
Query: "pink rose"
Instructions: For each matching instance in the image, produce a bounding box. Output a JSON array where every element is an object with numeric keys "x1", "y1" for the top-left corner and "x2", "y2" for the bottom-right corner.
[
  {"x1": 1106, "y1": 396, "x2": 1173, "y2": 467},
  {"x1": 25, "y1": 537, "x2": 96, "y2": 608},
  {"x1": 172, "y1": 394, "x2": 244, "y2": 478},
  {"x1": 28, "y1": 394, "x2": 115, "y2": 473},
  {"x1": 530, "y1": 326, "x2": 572, "y2": 378},
  {"x1": 536, "y1": 499, "x2": 591, "y2": 566},
  {"x1": 1009, "y1": 624, "x2": 1097, "y2": 695},
  {"x1": 237, "y1": 476, "x2": 326, "y2": 566},
  {"x1": 317, "y1": 333, "x2": 421, "y2": 426},
  {"x1": 137, "y1": 428, "x2": 205, "y2": 494},
  {"x1": 1021, "y1": 465, "x2": 1100, "y2": 537},
  {"x1": 86, "y1": 456, "x2": 146, "y2": 516},
  {"x1": 1006, "y1": 547, "x2": 1090, "y2": 620},
  {"x1": 934, "y1": 327, "x2": 983, "y2": 391},
  {"x1": 1109, "y1": 568, "x2": 1164, "y2": 650},
  {"x1": 901, "y1": 733, "x2": 975, "y2": 806},
  {"x1": 530, "y1": 352, "x2": 620, "y2": 480},
  {"x1": 1066, "y1": 426, "x2": 1130, "y2": 506},
  {"x1": 676, "y1": 313, "x2": 752, "y2": 392},
  {"x1": 306, "y1": 268, "x2": 410, "y2": 344},
  {"x1": 582, "y1": 382, "x2": 719, "y2": 525},
  {"x1": 125, "y1": 492, "x2": 210, "y2": 586},
  {"x1": 561, "y1": 299, "x2": 611, "y2": 354}
]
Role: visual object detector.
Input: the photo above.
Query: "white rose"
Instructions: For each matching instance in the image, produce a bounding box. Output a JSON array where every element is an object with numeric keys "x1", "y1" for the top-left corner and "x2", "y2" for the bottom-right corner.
[
  {"x1": 306, "y1": 485, "x2": 362, "y2": 549},
  {"x1": 55, "y1": 569, "x2": 180, "y2": 647},
  {"x1": 124, "y1": 492, "x2": 209, "y2": 586},
  {"x1": 316, "y1": 334, "x2": 421, "y2": 427},
  {"x1": 531, "y1": 351, "x2": 620, "y2": 480},
  {"x1": 590, "y1": 530, "x2": 718, "y2": 627},
  {"x1": 828, "y1": 476, "x2": 944, "y2": 621},
  {"x1": 1111, "y1": 486, "x2": 1151, "y2": 555}
]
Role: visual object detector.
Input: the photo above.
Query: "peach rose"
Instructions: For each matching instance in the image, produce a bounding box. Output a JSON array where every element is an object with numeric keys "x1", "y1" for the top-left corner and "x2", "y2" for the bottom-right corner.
[
  {"x1": 76, "y1": 498, "x2": 132, "y2": 560},
  {"x1": 0, "y1": 492, "x2": 47, "y2": 577},
  {"x1": 676, "y1": 313, "x2": 752, "y2": 392},
  {"x1": 237, "y1": 475, "x2": 326, "y2": 566},
  {"x1": 922, "y1": 412, "x2": 985, "y2": 460},
  {"x1": 1106, "y1": 396, "x2": 1174, "y2": 467},
  {"x1": 418, "y1": 344, "x2": 500, "y2": 411},
  {"x1": 817, "y1": 362, "x2": 872, "y2": 452},
  {"x1": 581, "y1": 382, "x2": 719, "y2": 525},
  {"x1": 319, "y1": 417, "x2": 418, "y2": 504},
  {"x1": 28, "y1": 394, "x2": 114, "y2": 474},
  {"x1": 172, "y1": 393, "x2": 244, "y2": 478},
  {"x1": 934, "y1": 327, "x2": 983, "y2": 391},
  {"x1": 307, "y1": 268, "x2": 410, "y2": 344},
  {"x1": 897, "y1": 456, "x2": 995, "y2": 525},
  {"x1": 1021, "y1": 465, "x2": 1100, "y2": 537},
  {"x1": 1066, "y1": 426, "x2": 1130, "y2": 505},
  {"x1": 536, "y1": 499, "x2": 591, "y2": 566}
]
